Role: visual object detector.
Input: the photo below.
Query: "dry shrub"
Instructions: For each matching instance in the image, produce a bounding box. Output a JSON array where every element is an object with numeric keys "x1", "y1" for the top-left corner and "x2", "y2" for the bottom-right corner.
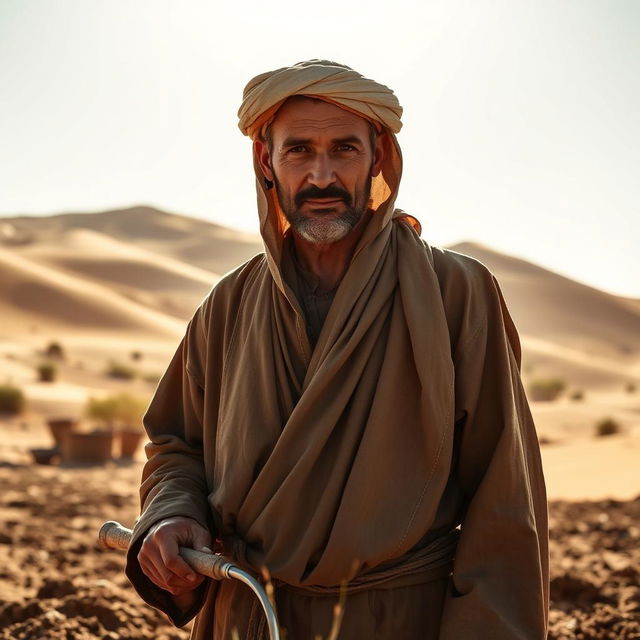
[
  {"x1": 626, "y1": 382, "x2": 637, "y2": 394},
  {"x1": 87, "y1": 393, "x2": 147, "y2": 429},
  {"x1": 570, "y1": 389, "x2": 584, "y2": 402},
  {"x1": 595, "y1": 417, "x2": 621, "y2": 437},
  {"x1": 528, "y1": 378, "x2": 566, "y2": 401},
  {"x1": 0, "y1": 383, "x2": 26, "y2": 414},
  {"x1": 106, "y1": 361, "x2": 136, "y2": 380},
  {"x1": 37, "y1": 362, "x2": 57, "y2": 382},
  {"x1": 45, "y1": 341, "x2": 65, "y2": 359}
]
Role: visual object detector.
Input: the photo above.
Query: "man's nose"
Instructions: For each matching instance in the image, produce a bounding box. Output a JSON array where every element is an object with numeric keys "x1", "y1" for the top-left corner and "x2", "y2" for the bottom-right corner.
[{"x1": 307, "y1": 154, "x2": 336, "y2": 188}]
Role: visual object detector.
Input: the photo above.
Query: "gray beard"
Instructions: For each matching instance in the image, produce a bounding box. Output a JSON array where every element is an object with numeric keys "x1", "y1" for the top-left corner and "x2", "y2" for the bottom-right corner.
[{"x1": 288, "y1": 209, "x2": 362, "y2": 244}]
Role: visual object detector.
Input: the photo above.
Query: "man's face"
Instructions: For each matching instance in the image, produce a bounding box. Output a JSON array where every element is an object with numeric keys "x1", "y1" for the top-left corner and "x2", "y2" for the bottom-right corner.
[{"x1": 256, "y1": 97, "x2": 383, "y2": 244}]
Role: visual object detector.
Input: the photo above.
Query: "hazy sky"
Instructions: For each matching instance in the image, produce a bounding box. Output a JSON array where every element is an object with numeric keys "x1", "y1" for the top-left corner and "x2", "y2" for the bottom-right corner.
[{"x1": 1, "y1": 0, "x2": 638, "y2": 296}]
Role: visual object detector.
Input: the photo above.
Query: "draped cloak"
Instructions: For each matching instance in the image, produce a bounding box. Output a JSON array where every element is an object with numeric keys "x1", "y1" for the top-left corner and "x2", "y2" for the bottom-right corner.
[{"x1": 126, "y1": 60, "x2": 549, "y2": 639}]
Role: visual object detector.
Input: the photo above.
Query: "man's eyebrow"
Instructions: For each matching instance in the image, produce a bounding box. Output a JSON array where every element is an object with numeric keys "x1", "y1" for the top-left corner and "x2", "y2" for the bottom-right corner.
[
  {"x1": 280, "y1": 135, "x2": 366, "y2": 148},
  {"x1": 281, "y1": 137, "x2": 312, "y2": 148},
  {"x1": 331, "y1": 135, "x2": 366, "y2": 146}
]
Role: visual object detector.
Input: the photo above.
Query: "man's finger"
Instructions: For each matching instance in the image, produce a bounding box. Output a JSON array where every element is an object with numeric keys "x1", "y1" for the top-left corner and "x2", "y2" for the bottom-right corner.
[
  {"x1": 161, "y1": 547, "x2": 199, "y2": 583},
  {"x1": 192, "y1": 528, "x2": 213, "y2": 552},
  {"x1": 139, "y1": 552, "x2": 167, "y2": 590},
  {"x1": 155, "y1": 533, "x2": 199, "y2": 582},
  {"x1": 143, "y1": 544, "x2": 194, "y2": 593}
]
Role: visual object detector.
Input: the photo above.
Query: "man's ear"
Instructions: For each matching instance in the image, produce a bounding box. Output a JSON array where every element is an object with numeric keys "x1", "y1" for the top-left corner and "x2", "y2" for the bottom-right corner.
[
  {"x1": 371, "y1": 131, "x2": 386, "y2": 178},
  {"x1": 254, "y1": 139, "x2": 274, "y2": 182}
]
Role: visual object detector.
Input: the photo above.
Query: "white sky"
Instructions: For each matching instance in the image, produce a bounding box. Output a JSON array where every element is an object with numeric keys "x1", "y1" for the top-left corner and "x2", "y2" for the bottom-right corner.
[{"x1": 1, "y1": 0, "x2": 638, "y2": 296}]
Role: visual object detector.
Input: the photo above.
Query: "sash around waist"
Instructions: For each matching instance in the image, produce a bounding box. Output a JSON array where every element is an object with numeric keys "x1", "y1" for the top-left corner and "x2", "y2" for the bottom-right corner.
[{"x1": 228, "y1": 527, "x2": 460, "y2": 597}]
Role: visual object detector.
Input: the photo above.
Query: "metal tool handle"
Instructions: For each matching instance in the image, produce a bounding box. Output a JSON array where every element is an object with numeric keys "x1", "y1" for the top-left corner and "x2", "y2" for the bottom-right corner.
[{"x1": 98, "y1": 520, "x2": 281, "y2": 640}]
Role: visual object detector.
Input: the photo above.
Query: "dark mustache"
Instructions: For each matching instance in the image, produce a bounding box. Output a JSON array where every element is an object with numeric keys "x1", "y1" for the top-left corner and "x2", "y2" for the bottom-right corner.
[{"x1": 295, "y1": 186, "x2": 351, "y2": 208}]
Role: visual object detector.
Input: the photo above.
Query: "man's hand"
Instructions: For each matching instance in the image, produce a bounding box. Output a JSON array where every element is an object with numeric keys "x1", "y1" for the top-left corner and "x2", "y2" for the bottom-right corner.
[{"x1": 138, "y1": 516, "x2": 212, "y2": 598}]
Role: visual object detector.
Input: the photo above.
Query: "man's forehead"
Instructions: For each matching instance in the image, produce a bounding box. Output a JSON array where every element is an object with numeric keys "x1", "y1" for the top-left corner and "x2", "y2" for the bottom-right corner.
[{"x1": 270, "y1": 96, "x2": 370, "y2": 138}]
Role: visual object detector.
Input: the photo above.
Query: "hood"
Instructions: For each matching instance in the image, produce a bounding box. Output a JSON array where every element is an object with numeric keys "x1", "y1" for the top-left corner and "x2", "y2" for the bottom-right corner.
[{"x1": 237, "y1": 59, "x2": 418, "y2": 292}]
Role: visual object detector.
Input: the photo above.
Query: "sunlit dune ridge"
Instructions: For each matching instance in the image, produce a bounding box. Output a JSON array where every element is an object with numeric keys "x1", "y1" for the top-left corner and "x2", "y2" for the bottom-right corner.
[{"x1": 1, "y1": 207, "x2": 638, "y2": 392}]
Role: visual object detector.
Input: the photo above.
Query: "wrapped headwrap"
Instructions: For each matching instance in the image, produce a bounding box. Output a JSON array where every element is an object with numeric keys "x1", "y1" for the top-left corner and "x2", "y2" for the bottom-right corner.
[{"x1": 237, "y1": 59, "x2": 403, "y2": 140}]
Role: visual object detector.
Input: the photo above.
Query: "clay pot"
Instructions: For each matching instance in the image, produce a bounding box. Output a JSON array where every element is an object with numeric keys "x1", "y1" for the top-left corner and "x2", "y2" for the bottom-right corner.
[
  {"x1": 30, "y1": 447, "x2": 61, "y2": 465},
  {"x1": 118, "y1": 429, "x2": 143, "y2": 459},
  {"x1": 46, "y1": 418, "x2": 77, "y2": 448},
  {"x1": 63, "y1": 430, "x2": 113, "y2": 463}
]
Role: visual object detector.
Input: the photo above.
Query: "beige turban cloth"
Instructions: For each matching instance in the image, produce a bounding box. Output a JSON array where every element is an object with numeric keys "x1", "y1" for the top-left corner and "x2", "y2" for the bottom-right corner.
[{"x1": 237, "y1": 59, "x2": 403, "y2": 139}]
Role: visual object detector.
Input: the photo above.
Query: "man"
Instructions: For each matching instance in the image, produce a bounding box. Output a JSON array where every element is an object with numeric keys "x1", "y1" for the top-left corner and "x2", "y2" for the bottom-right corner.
[{"x1": 126, "y1": 60, "x2": 549, "y2": 639}]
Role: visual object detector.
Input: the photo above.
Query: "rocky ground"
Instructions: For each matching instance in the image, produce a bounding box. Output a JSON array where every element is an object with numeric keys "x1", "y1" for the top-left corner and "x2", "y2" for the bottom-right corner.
[
  {"x1": 0, "y1": 461, "x2": 637, "y2": 639},
  {"x1": 547, "y1": 498, "x2": 640, "y2": 639}
]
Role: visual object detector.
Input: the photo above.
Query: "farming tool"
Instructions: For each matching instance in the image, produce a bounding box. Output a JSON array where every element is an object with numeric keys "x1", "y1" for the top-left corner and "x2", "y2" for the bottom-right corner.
[{"x1": 98, "y1": 520, "x2": 281, "y2": 640}]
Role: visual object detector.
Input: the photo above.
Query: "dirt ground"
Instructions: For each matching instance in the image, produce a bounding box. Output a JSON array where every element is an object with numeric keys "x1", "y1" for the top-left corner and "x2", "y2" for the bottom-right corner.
[{"x1": 0, "y1": 425, "x2": 638, "y2": 639}]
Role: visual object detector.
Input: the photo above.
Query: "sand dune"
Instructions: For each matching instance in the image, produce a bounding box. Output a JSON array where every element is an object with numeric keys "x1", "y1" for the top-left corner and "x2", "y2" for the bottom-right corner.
[
  {"x1": 521, "y1": 336, "x2": 639, "y2": 389},
  {"x1": 3, "y1": 205, "x2": 263, "y2": 275},
  {"x1": 449, "y1": 242, "x2": 640, "y2": 361},
  {"x1": 15, "y1": 228, "x2": 219, "y2": 319},
  {"x1": 21, "y1": 228, "x2": 219, "y2": 289},
  {"x1": 448, "y1": 242, "x2": 640, "y2": 391},
  {"x1": 0, "y1": 246, "x2": 184, "y2": 338},
  {"x1": 1, "y1": 208, "x2": 638, "y2": 395}
]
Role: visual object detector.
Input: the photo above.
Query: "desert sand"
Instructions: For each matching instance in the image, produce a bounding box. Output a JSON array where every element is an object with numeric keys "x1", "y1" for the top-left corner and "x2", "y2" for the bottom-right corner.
[{"x1": 0, "y1": 207, "x2": 638, "y2": 637}]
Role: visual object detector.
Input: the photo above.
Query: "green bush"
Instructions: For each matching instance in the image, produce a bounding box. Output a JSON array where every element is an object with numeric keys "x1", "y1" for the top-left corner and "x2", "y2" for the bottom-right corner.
[
  {"x1": 595, "y1": 417, "x2": 621, "y2": 437},
  {"x1": 112, "y1": 393, "x2": 147, "y2": 426},
  {"x1": 86, "y1": 396, "x2": 119, "y2": 427},
  {"x1": 106, "y1": 361, "x2": 136, "y2": 380},
  {"x1": 45, "y1": 341, "x2": 65, "y2": 359},
  {"x1": 0, "y1": 384, "x2": 26, "y2": 414},
  {"x1": 87, "y1": 393, "x2": 147, "y2": 429},
  {"x1": 37, "y1": 362, "x2": 57, "y2": 383},
  {"x1": 528, "y1": 378, "x2": 566, "y2": 402}
]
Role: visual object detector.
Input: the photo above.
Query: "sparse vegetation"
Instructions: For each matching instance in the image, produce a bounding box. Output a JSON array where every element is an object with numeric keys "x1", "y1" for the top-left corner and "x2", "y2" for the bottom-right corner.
[
  {"x1": 86, "y1": 396, "x2": 119, "y2": 428},
  {"x1": 86, "y1": 393, "x2": 147, "y2": 430},
  {"x1": 143, "y1": 372, "x2": 162, "y2": 384},
  {"x1": 106, "y1": 361, "x2": 136, "y2": 380},
  {"x1": 595, "y1": 417, "x2": 621, "y2": 438},
  {"x1": 130, "y1": 350, "x2": 143, "y2": 361},
  {"x1": 626, "y1": 382, "x2": 636, "y2": 394},
  {"x1": 528, "y1": 377, "x2": 566, "y2": 401},
  {"x1": 45, "y1": 341, "x2": 65, "y2": 360},
  {"x1": 570, "y1": 389, "x2": 584, "y2": 402},
  {"x1": 0, "y1": 383, "x2": 26, "y2": 414},
  {"x1": 37, "y1": 361, "x2": 57, "y2": 383},
  {"x1": 112, "y1": 393, "x2": 147, "y2": 427}
]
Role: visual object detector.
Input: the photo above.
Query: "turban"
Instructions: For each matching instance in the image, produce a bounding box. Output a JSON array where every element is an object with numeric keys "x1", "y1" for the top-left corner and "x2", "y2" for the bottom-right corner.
[{"x1": 237, "y1": 59, "x2": 403, "y2": 140}]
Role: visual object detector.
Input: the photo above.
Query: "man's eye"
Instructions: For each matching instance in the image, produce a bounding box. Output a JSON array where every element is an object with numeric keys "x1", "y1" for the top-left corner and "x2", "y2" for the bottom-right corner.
[
  {"x1": 337, "y1": 144, "x2": 356, "y2": 152},
  {"x1": 288, "y1": 146, "x2": 307, "y2": 153}
]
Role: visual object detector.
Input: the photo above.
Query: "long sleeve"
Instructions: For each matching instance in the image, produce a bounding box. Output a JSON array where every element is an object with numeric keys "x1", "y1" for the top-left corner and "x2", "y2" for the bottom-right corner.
[
  {"x1": 438, "y1": 269, "x2": 549, "y2": 639},
  {"x1": 125, "y1": 308, "x2": 213, "y2": 627}
]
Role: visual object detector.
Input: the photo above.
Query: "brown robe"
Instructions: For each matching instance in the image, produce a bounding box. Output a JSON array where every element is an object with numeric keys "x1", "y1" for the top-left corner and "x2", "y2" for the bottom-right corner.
[{"x1": 125, "y1": 228, "x2": 549, "y2": 639}]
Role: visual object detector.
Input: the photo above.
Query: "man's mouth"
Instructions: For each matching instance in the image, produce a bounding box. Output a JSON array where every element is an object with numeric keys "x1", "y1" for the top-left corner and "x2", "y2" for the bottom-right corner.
[{"x1": 303, "y1": 198, "x2": 344, "y2": 206}]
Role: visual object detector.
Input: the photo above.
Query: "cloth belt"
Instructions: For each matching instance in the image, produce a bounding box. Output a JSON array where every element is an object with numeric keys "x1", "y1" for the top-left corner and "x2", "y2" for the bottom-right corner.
[{"x1": 243, "y1": 528, "x2": 460, "y2": 639}]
